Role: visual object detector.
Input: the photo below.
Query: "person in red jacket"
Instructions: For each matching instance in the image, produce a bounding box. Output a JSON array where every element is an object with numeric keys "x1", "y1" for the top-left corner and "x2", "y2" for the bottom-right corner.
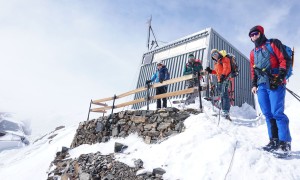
[
  {"x1": 249, "y1": 25, "x2": 291, "y2": 156},
  {"x1": 205, "y1": 49, "x2": 231, "y2": 120}
]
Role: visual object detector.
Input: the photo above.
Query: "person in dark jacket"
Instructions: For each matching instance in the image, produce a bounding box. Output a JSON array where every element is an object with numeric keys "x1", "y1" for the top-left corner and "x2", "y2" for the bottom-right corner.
[
  {"x1": 183, "y1": 54, "x2": 203, "y2": 76},
  {"x1": 146, "y1": 62, "x2": 169, "y2": 109},
  {"x1": 205, "y1": 49, "x2": 232, "y2": 120},
  {"x1": 249, "y1": 25, "x2": 292, "y2": 155},
  {"x1": 183, "y1": 54, "x2": 203, "y2": 105}
]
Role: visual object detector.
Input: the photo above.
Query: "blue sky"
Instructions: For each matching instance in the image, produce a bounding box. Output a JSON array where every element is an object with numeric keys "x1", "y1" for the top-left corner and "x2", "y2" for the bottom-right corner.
[{"x1": 0, "y1": 0, "x2": 299, "y2": 135}]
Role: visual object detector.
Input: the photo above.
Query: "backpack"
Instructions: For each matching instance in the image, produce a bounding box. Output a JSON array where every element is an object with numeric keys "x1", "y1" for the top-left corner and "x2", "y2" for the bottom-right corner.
[
  {"x1": 226, "y1": 53, "x2": 239, "y2": 78},
  {"x1": 265, "y1": 39, "x2": 294, "y2": 80},
  {"x1": 219, "y1": 50, "x2": 239, "y2": 78},
  {"x1": 165, "y1": 71, "x2": 170, "y2": 80}
]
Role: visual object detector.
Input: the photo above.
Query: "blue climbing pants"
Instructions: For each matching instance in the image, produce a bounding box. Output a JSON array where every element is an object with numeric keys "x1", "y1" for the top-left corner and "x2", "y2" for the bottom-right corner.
[{"x1": 257, "y1": 84, "x2": 291, "y2": 142}]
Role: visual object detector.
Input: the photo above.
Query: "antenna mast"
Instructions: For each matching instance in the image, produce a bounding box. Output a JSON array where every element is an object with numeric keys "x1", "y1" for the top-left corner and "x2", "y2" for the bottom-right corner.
[{"x1": 146, "y1": 16, "x2": 159, "y2": 51}]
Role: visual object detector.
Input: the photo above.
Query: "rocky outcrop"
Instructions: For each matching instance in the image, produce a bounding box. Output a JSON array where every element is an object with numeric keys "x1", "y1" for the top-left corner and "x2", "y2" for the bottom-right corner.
[
  {"x1": 71, "y1": 108, "x2": 200, "y2": 148},
  {"x1": 48, "y1": 108, "x2": 201, "y2": 180},
  {"x1": 47, "y1": 148, "x2": 164, "y2": 180}
]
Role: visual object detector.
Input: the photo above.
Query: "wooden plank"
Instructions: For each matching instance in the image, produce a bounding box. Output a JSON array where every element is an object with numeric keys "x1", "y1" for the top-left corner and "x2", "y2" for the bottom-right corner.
[
  {"x1": 91, "y1": 102, "x2": 108, "y2": 106},
  {"x1": 153, "y1": 86, "x2": 208, "y2": 100},
  {"x1": 113, "y1": 74, "x2": 194, "y2": 99},
  {"x1": 91, "y1": 106, "x2": 112, "y2": 112},
  {"x1": 90, "y1": 86, "x2": 207, "y2": 112},
  {"x1": 92, "y1": 74, "x2": 194, "y2": 103},
  {"x1": 90, "y1": 109, "x2": 107, "y2": 113},
  {"x1": 151, "y1": 74, "x2": 194, "y2": 88},
  {"x1": 90, "y1": 98, "x2": 145, "y2": 112},
  {"x1": 117, "y1": 86, "x2": 147, "y2": 99},
  {"x1": 91, "y1": 86, "x2": 208, "y2": 112},
  {"x1": 92, "y1": 97, "x2": 114, "y2": 104},
  {"x1": 152, "y1": 88, "x2": 195, "y2": 100},
  {"x1": 114, "y1": 98, "x2": 145, "y2": 109}
]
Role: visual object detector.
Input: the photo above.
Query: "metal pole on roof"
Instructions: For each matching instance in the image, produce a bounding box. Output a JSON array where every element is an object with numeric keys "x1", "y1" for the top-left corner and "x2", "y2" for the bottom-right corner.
[
  {"x1": 146, "y1": 16, "x2": 159, "y2": 51},
  {"x1": 146, "y1": 16, "x2": 151, "y2": 50}
]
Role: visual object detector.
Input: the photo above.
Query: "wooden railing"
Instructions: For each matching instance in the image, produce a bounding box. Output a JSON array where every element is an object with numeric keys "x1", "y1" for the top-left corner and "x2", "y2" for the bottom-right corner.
[{"x1": 87, "y1": 74, "x2": 207, "y2": 120}]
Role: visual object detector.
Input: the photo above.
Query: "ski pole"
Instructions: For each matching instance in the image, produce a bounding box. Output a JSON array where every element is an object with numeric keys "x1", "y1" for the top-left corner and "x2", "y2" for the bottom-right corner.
[
  {"x1": 253, "y1": 66, "x2": 300, "y2": 102},
  {"x1": 217, "y1": 83, "x2": 223, "y2": 126},
  {"x1": 197, "y1": 72, "x2": 203, "y2": 112},
  {"x1": 286, "y1": 88, "x2": 300, "y2": 102}
]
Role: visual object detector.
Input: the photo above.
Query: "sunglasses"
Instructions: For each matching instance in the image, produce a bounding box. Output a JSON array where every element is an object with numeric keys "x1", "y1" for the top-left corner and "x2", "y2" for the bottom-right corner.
[
  {"x1": 249, "y1": 31, "x2": 259, "y2": 37},
  {"x1": 211, "y1": 52, "x2": 219, "y2": 57}
]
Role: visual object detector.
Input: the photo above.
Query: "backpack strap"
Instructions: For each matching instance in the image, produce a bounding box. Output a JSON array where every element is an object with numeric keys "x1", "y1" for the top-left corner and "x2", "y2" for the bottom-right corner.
[{"x1": 265, "y1": 39, "x2": 276, "y2": 58}]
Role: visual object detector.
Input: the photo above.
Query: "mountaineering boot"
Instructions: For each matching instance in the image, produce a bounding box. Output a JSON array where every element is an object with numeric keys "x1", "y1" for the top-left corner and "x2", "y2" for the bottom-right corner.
[
  {"x1": 262, "y1": 138, "x2": 279, "y2": 152},
  {"x1": 225, "y1": 115, "x2": 232, "y2": 121},
  {"x1": 276, "y1": 141, "x2": 291, "y2": 154},
  {"x1": 221, "y1": 110, "x2": 231, "y2": 121}
]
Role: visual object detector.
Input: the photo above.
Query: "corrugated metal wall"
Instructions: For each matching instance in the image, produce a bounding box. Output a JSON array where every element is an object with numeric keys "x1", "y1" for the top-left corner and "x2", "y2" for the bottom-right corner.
[
  {"x1": 133, "y1": 49, "x2": 205, "y2": 109},
  {"x1": 133, "y1": 28, "x2": 254, "y2": 109}
]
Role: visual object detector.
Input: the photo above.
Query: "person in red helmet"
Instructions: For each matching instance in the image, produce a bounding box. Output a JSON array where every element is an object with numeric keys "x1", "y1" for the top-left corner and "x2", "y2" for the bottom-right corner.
[{"x1": 249, "y1": 25, "x2": 292, "y2": 157}]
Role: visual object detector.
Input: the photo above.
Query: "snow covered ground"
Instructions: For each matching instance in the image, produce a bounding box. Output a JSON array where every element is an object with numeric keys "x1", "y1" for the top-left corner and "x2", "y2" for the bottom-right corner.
[{"x1": 0, "y1": 98, "x2": 299, "y2": 180}]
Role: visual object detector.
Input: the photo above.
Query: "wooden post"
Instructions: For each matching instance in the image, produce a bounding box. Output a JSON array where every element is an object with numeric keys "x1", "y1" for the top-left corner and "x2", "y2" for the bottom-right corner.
[
  {"x1": 110, "y1": 94, "x2": 117, "y2": 117},
  {"x1": 146, "y1": 83, "x2": 150, "y2": 110},
  {"x1": 86, "y1": 99, "x2": 92, "y2": 121}
]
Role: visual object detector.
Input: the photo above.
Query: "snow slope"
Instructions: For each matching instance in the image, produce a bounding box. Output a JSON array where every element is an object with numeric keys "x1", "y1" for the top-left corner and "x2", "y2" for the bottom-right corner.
[
  {"x1": 0, "y1": 126, "x2": 77, "y2": 180},
  {"x1": 0, "y1": 99, "x2": 299, "y2": 180}
]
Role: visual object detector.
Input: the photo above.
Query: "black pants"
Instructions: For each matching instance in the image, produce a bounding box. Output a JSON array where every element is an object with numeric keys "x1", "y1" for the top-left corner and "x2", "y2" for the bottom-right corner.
[
  {"x1": 156, "y1": 86, "x2": 167, "y2": 109},
  {"x1": 270, "y1": 118, "x2": 278, "y2": 139}
]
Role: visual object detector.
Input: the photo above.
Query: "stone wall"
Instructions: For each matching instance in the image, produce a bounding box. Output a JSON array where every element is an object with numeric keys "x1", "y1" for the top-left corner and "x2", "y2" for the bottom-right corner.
[{"x1": 71, "y1": 108, "x2": 200, "y2": 148}]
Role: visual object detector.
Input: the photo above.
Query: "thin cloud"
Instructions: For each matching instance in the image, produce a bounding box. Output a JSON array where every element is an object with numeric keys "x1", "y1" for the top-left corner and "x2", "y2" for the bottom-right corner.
[{"x1": 1, "y1": 0, "x2": 300, "y2": 135}]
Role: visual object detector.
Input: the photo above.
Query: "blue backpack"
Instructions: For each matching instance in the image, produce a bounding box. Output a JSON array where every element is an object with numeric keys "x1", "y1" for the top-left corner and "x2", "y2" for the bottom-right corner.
[{"x1": 265, "y1": 39, "x2": 294, "y2": 79}]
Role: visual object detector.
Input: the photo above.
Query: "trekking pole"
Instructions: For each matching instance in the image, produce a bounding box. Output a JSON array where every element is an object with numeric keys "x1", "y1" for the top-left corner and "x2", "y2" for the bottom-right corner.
[
  {"x1": 253, "y1": 66, "x2": 300, "y2": 102},
  {"x1": 217, "y1": 83, "x2": 224, "y2": 126},
  {"x1": 218, "y1": 98, "x2": 222, "y2": 126},
  {"x1": 197, "y1": 72, "x2": 203, "y2": 112},
  {"x1": 206, "y1": 73, "x2": 210, "y2": 99},
  {"x1": 168, "y1": 99, "x2": 173, "y2": 107}
]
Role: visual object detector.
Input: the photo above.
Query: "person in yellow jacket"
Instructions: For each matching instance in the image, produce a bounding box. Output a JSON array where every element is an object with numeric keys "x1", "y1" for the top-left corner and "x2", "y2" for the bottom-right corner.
[{"x1": 205, "y1": 49, "x2": 232, "y2": 120}]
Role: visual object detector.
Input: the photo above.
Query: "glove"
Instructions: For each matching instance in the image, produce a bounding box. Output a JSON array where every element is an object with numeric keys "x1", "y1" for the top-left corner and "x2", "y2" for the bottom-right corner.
[
  {"x1": 200, "y1": 71, "x2": 206, "y2": 76},
  {"x1": 205, "y1": 67, "x2": 212, "y2": 74},
  {"x1": 146, "y1": 80, "x2": 152, "y2": 84},
  {"x1": 159, "y1": 79, "x2": 163, "y2": 83},
  {"x1": 270, "y1": 76, "x2": 282, "y2": 90},
  {"x1": 278, "y1": 68, "x2": 286, "y2": 80},
  {"x1": 270, "y1": 69, "x2": 285, "y2": 90},
  {"x1": 219, "y1": 74, "x2": 226, "y2": 83}
]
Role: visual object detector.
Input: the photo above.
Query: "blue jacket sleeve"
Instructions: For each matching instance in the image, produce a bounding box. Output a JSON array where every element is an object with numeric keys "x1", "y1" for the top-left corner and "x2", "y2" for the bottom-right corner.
[{"x1": 151, "y1": 72, "x2": 157, "y2": 82}]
